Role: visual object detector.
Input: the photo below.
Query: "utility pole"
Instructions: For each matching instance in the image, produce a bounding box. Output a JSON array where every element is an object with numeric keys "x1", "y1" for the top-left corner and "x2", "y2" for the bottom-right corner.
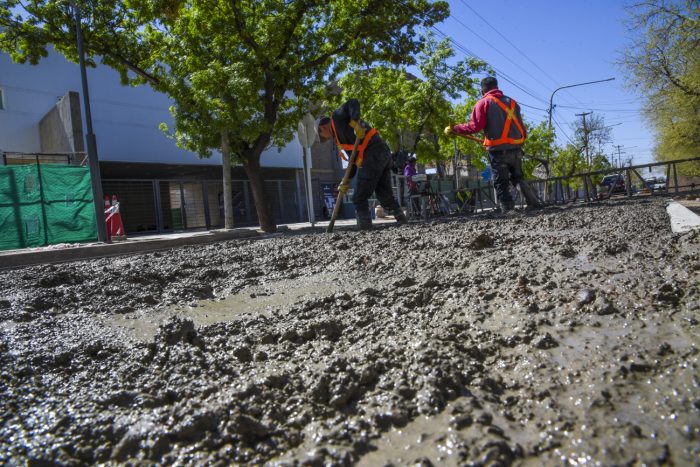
[
  {"x1": 614, "y1": 145, "x2": 625, "y2": 168},
  {"x1": 73, "y1": 1, "x2": 108, "y2": 243},
  {"x1": 575, "y1": 112, "x2": 592, "y2": 166}
]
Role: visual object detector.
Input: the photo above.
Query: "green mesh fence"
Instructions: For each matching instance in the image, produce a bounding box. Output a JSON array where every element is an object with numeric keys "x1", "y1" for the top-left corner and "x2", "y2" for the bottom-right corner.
[{"x1": 0, "y1": 164, "x2": 97, "y2": 251}]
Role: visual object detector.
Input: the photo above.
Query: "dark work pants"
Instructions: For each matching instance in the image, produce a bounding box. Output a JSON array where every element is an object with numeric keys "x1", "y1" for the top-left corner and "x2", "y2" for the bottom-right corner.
[
  {"x1": 488, "y1": 148, "x2": 524, "y2": 207},
  {"x1": 352, "y1": 144, "x2": 401, "y2": 220}
]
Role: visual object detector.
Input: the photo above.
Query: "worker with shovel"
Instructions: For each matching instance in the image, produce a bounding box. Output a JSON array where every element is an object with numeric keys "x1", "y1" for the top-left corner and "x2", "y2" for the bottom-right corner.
[
  {"x1": 445, "y1": 76, "x2": 544, "y2": 213},
  {"x1": 317, "y1": 99, "x2": 407, "y2": 230}
]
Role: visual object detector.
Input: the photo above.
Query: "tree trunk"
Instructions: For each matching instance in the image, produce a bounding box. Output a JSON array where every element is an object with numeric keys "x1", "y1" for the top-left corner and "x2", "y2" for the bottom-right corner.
[
  {"x1": 243, "y1": 156, "x2": 277, "y2": 233},
  {"x1": 221, "y1": 131, "x2": 234, "y2": 229}
]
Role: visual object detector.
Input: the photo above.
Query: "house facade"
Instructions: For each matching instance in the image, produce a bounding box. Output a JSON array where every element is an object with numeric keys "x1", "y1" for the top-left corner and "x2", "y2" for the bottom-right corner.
[{"x1": 0, "y1": 49, "x2": 343, "y2": 234}]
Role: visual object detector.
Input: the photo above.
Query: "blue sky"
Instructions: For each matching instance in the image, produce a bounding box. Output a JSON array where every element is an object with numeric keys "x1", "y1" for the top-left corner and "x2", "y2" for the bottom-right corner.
[{"x1": 437, "y1": 0, "x2": 653, "y2": 165}]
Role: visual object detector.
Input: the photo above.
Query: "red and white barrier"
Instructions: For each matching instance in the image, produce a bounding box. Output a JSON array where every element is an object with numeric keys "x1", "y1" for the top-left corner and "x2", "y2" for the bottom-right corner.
[{"x1": 104, "y1": 194, "x2": 127, "y2": 241}]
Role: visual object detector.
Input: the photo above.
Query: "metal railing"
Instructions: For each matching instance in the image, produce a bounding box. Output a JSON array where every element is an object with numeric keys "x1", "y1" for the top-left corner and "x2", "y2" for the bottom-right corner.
[
  {"x1": 1, "y1": 151, "x2": 85, "y2": 166},
  {"x1": 530, "y1": 156, "x2": 700, "y2": 204},
  {"x1": 391, "y1": 156, "x2": 700, "y2": 220}
]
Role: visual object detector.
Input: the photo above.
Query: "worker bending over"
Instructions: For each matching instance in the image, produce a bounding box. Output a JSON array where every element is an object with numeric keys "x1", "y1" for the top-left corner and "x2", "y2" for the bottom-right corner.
[
  {"x1": 317, "y1": 99, "x2": 408, "y2": 230},
  {"x1": 445, "y1": 76, "x2": 543, "y2": 212}
]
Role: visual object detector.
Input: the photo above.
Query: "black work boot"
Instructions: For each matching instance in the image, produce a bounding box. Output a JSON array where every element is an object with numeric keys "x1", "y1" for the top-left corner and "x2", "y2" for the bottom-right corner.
[
  {"x1": 525, "y1": 202, "x2": 545, "y2": 211},
  {"x1": 519, "y1": 182, "x2": 545, "y2": 210},
  {"x1": 356, "y1": 214, "x2": 373, "y2": 231},
  {"x1": 394, "y1": 211, "x2": 408, "y2": 225},
  {"x1": 498, "y1": 200, "x2": 515, "y2": 214}
]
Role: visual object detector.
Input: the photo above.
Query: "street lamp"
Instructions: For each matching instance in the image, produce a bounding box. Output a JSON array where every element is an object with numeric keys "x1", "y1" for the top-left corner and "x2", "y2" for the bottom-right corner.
[
  {"x1": 72, "y1": 1, "x2": 109, "y2": 243},
  {"x1": 548, "y1": 77, "x2": 615, "y2": 129}
]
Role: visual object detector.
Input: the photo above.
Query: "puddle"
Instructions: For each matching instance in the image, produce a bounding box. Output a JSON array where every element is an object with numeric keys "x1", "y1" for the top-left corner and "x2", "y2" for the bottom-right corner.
[
  {"x1": 101, "y1": 273, "x2": 363, "y2": 342},
  {"x1": 355, "y1": 397, "x2": 540, "y2": 466}
]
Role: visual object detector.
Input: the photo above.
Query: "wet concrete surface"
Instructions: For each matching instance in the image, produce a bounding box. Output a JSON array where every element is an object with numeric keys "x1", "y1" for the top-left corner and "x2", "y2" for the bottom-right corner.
[{"x1": 0, "y1": 198, "x2": 698, "y2": 465}]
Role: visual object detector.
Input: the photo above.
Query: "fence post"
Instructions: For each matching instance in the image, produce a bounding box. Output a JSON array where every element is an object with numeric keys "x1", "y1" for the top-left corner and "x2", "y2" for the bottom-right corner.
[
  {"x1": 277, "y1": 181, "x2": 284, "y2": 223},
  {"x1": 153, "y1": 180, "x2": 164, "y2": 232},
  {"x1": 243, "y1": 181, "x2": 252, "y2": 223},
  {"x1": 34, "y1": 161, "x2": 50, "y2": 246},
  {"x1": 625, "y1": 169, "x2": 632, "y2": 198},
  {"x1": 202, "y1": 181, "x2": 211, "y2": 230},
  {"x1": 179, "y1": 183, "x2": 187, "y2": 230},
  {"x1": 673, "y1": 163, "x2": 679, "y2": 193}
]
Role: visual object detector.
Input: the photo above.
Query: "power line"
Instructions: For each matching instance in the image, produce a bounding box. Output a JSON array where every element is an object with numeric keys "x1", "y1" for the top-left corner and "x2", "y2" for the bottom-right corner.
[
  {"x1": 456, "y1": 0, "x2": 585, "y2": 106},
  {"x1": 431, "y1": 26, "x2": 549, "y2": 104},
  {"x1": 552, "y1": 114, "x2": 576, "y2": 146},
  {"x1": 519, "y1": 102, "x2": 548, "y2": 111},
  {"x1": 460, "y1": 2, "x2": 595, "y2": 108},
  {"x1": 561, "y1": 98, "x2": 640, "y2": 106},
  {"x1": 448, "y1": 14, "x2": 552, "y2": 94},
  {"x1": 458, "y1": 0, "x2": 559, "y2": 86},
  {"x1": 556, "y1": 105, "x2": 640, "y2": 112}
]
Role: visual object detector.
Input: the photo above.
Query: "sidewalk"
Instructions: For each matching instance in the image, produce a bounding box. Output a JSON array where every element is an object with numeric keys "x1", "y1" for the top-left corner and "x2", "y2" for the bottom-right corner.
[
  {"x1": 670, "y1": 198, "x2": 700, "y2": 233},
  {"x1": 0, "y1": 216, "x2": 400, "y2": 270}
]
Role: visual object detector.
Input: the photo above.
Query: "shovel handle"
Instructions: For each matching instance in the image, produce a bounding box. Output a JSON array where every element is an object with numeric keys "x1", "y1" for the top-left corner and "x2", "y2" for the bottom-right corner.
[
  {"x1": 456, "y1": 133, "x2": 484, "y2": 144},
  {"x1": 326, "y1": 135, "x2": 362, "y2": 233}
]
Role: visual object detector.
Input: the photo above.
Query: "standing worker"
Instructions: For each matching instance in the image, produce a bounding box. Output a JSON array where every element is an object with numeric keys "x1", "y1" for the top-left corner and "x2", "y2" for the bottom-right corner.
[
  {"x1": 445, "y1": 77, "x2": 543, "y2": 212},
  {"x1": 317, "y1": 99, "x2": 407, "y2": 230}
]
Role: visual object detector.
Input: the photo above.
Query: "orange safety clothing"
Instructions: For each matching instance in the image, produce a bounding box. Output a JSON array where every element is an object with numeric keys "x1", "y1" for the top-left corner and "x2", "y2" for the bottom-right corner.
[{"x1": 332, "y1": 119, "x2": 377, "y2": 168}]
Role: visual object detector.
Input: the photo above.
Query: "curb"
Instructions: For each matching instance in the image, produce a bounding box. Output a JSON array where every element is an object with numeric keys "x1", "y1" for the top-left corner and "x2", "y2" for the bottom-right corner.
[
  {"x1": 0, "y1": 229, "x2": 259, "y2": 270},
  {"x1": 667, "y1": 201, "x2": 700, "y2": 233}
]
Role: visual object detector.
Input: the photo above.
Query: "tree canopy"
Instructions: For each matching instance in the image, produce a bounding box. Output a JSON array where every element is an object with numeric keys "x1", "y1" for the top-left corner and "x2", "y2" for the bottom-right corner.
[
  {"x1": 620, "y1": 0, "x2": 700, "y2": 174},
  {"x1": 328, "y1": 33, "x2": 486, "y2": 163},
  {"x1": 1, "y1": 0, "x2": 450, "y2": 230}
]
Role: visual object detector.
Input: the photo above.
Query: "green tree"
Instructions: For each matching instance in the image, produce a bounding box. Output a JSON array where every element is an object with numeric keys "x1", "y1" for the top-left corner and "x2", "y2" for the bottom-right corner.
[
  {"x1": 330, "y1": 34, "x2": 486, "y2": 165},
  {"x1": 620, "y1": 0, "x2": 700, "y2": 174},
  {"x1": 551, "y1": 143, "x2": 586, "y2": 191},
  {"x1": 440, "y1": 99, "x2": 485, "y2": 172},
  {"x1": 522, "y1": 121, "x2": 555, "y2": 178},
  {"x1": 1, "y1": 0, "x2": 449, "y2": 231}
]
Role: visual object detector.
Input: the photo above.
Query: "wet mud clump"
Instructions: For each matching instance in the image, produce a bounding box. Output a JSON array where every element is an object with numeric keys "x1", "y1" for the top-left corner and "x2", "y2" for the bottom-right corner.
[{"x1": 1, "y1": 198, "x2": 698, "y2": 465}]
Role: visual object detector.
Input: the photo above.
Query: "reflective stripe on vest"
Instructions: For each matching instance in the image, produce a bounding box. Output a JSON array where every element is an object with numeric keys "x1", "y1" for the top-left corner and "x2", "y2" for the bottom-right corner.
[
  {"x1": 331, "y1": 119, "x2": 378, "y2": 168},
  {"x1": 482, "y1": 95, "x2": 526, "y2": 148}
]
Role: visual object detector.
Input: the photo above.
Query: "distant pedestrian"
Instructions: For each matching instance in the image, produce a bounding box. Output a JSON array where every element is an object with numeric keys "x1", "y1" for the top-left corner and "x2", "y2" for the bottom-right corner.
[
  {"x1": 445, "y1": 76, "x2": 543, "y2": 212},
  {"x1": 317, "y1": 99, "x2": 407, "y2": 230},
  {"x1": 403, "y1": 157, "x2": 420, "y2": 213},
  {"x1": 403, "y1": 157, "x2": 418, "y2": 195}
]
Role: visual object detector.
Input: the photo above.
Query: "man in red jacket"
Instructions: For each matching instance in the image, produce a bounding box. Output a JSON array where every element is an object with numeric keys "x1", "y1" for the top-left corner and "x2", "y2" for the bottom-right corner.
[{"x1": 445, "y1": 76, "x2": 543, "y2": 212}]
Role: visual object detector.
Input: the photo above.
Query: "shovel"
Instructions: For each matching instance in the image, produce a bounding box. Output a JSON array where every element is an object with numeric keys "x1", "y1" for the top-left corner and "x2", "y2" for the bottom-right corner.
[{"x1": 326, "y1": 135, "x2": 362, "y2": 233}]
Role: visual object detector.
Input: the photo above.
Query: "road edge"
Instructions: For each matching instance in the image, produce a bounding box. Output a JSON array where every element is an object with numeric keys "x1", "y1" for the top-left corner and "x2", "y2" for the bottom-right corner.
[{"x1": 667, "y1": 201, "x2": 700, "y2": 233}]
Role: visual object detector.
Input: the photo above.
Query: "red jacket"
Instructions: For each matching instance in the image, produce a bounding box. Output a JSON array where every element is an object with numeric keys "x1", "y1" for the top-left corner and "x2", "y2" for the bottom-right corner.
[{"x1": 453, "y1": 89, "x2": 527, "y2": 150}]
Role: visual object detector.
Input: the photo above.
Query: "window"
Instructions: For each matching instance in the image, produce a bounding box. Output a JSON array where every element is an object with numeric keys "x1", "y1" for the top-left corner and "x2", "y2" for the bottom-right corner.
[{"x1": 0, "y1": 88, "x2": 4, "y2": 110}]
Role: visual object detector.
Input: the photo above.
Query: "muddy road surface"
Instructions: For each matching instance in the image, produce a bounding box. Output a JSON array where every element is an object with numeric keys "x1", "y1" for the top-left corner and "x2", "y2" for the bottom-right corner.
[{"x1": 1, "y1": 198, "x2": 698, "y2": 465}]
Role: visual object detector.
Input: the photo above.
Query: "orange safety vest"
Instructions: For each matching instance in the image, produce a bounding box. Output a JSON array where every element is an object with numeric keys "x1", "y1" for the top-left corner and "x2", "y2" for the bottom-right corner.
[
  {"x1": 331, "y1": 119, "x2": 378, "y2": 168},
  {"x1": 482, "y1": 95, "x2": 526, "y2": 148}
]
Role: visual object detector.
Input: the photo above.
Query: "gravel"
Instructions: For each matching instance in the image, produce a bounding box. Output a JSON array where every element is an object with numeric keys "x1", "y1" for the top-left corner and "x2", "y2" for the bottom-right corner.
[{"x1": 1, "y1": 198, "x2": 698, "y2": 465}]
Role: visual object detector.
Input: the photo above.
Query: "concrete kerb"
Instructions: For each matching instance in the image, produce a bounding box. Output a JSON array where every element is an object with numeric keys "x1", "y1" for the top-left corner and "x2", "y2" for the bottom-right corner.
[
  {"x1": 0, "y1": 217, "x2": 403, "y2": 270},
  {"x1": 0, "y1": 228, "x2": 259, "y2": 270},
  {"x1": 667, "y1": 200, "x2": 700, "y2": 233}
]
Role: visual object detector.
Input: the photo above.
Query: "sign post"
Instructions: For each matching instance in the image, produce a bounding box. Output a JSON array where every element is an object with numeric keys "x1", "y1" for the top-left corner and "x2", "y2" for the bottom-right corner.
[{"x1": 297, "y1": 113, "x2": 317, "y2": 227}]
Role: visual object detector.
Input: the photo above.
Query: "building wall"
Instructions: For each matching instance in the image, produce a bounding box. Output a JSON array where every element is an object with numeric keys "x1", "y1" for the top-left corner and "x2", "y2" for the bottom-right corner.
[
  {"x1": 39, "y1": 91, "x2": 84, "y2": 155},
  {"x1": 0, "y1": 50, "x2": 304, "y2": 169}
]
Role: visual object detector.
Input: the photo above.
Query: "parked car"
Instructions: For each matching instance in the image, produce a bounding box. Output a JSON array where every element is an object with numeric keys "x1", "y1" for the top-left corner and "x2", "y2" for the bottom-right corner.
[
  {"x1": 642, "y1": 176, "x2": 667, "y2": 193},
  {"x1": 599, "y1": 174, "x2": 626, "y2": 195}
]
